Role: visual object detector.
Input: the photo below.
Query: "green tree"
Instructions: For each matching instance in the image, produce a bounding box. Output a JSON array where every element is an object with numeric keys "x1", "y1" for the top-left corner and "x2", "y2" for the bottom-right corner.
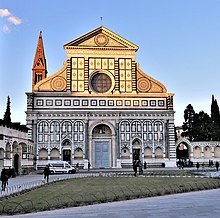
[
  {"x1": 192, "y1": 111, "x2": 212, "y2": 141},
  {"x1": 182, "y1": 104, "x2": 195, "y2": 141},
  {"x1": 211, "y1": 94, "x2": 220, "y2": 124},
  {"x1": 3, "y1": 96, "x2": 11, "y2": 123},
  {"x1": 182, "y1": 96, "x2": 220, "y2": 141},
  {"x1": 211, "y1": 122, "x2": 220, "y2": 141},
  {"x1": 210, "y1": 95, "x2": 220, "y2": 140}
]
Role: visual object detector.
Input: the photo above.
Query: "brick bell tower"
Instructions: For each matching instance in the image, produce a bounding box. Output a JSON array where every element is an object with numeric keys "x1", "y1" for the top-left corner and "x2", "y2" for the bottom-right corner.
[{"x1": 32, "y1": 31, "x2": 47, "y2": 91}]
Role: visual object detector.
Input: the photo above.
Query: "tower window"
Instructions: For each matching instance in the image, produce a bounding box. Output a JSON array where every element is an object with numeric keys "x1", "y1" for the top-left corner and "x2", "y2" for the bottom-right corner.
[{"x1": 35, "y1": 74, "x2": 42, "y2": 83}]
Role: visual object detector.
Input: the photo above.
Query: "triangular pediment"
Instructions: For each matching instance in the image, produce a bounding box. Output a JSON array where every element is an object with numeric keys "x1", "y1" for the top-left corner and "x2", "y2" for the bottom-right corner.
[{"x1": 64, "y1": 26, "x2": 139, "y2": 51}]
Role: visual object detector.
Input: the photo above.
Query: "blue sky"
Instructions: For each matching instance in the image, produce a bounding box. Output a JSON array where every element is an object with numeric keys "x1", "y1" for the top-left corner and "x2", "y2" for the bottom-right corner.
[{"x1": 0, "y1": 0, "x2": 220, "y2": 126}]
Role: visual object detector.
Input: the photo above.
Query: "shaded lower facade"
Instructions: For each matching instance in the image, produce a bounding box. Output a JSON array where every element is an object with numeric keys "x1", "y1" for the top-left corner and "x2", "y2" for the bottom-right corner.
[{"x1": 31, "y1": 112, "x2": 176, "y2": 169}]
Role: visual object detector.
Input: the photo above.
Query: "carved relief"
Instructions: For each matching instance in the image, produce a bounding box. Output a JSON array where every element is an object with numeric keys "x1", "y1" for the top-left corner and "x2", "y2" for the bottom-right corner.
[
  {"x1": 137, "y1": 77, "x2": 151, "y2": 92},
  {"x1": 51, "y1": 76, "x2": 66, "y2": 91},
  {"x1": 78, "y1": 34, "x2": 125, "y2": 48},
  {"x1": 94, "y1": 34, "x2": 109, "y2": 46}
]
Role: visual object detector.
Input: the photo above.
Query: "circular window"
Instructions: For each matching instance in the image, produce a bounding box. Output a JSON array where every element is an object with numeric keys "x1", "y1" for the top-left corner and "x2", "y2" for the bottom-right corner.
[{"x1": 90, "y1": 73, "x2": 112, "y2": 93}]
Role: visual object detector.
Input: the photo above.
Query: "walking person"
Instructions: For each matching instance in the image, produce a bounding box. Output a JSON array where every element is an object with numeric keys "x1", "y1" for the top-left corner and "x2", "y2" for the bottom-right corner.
[
  {"x1": 144, "y1": 161, "x2": 147, "y2": 169},
  {"x1": 1, "y1": 168, "x2": 8, "y2": 191},
  {"x1": 43, "y1": 165, "x2": 51, "y2": 183},
  {"x1": 196, "y1": 162, "x2": 200, "y2": 171},
  {"x1": 215, "y1": 161, "x2": 219, "y2": 172},
  {"x1": 138, "y1": 160, "x2": 143, "y2": 175},
  {"x1": 76, "y1": 163, "x2": 79, "y2": 172},
  {"x1": 88, "y1": 161, "x2": 91, "y2": 171},
  {"x1": 133, "y1": 160, "x2": 138, "y2": 177}
]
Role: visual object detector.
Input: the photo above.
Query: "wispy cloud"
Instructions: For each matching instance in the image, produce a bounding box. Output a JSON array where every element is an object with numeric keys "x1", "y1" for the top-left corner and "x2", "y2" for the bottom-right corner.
[
  {"x1": 3, "y1": 24, "x2": 10, "y2": 33},
  {"x1": 0, "y1": 8, "x2": 22, "y2": 32},
  {"x1": 0, "y1": 9, "x2": 11, "y2": 17},
  {"x1": 7, "y1": 16, "x2": 22, "y2": 25}
]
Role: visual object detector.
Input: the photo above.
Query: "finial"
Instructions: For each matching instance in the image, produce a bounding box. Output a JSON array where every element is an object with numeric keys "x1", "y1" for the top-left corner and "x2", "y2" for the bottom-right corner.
[{"x1": 100, "y1": 17, "x2": 103, "y2": 26}]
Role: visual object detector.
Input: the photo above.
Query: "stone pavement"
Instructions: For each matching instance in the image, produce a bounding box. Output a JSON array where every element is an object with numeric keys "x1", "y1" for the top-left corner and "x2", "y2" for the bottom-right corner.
[{"x1": 2, "y1": 188, "x2": 220, "y2": 218}]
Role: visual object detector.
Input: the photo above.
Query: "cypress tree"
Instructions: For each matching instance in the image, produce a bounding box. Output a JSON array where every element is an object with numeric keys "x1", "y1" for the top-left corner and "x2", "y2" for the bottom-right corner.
[
  {"x1": 3, "y1": 96, "x2": 11, "y2": 123},
  {"x1": 211, "y1": 94, "x2": 220, "y2": 124},
  {"x1": 210, "y1": 94, "x2": 220, "y2": 140}
]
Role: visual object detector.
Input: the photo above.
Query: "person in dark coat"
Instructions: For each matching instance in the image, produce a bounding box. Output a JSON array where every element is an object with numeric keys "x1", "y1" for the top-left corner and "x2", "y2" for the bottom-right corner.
[
  {"x1": 144, "y1": 161, "x2": 147, "y2": 169},
  {"x1": 138, "y1": 161, "x2": 143, "y2": 175},
  {"x1": 76, "y1": 163, "x2": 79, "y2": 172},
  {"x1": 88, "y1": 161, "x2": 91, "y2": 171},
  {"x1": 1, "y1": 168, "x2": 8, "y2": 191},
  {"x1": 133, "y1": 160, "x2": 138, "y2": 177},
  {"x1": 216, "y1": 161, "x2": 219, "y2": 172},
  {"x1": 196, "y1": 162, "x2": 200, "y2": 171},
  {"x1": 43, "y1": 165, "x2": 51, "y2": 183}
]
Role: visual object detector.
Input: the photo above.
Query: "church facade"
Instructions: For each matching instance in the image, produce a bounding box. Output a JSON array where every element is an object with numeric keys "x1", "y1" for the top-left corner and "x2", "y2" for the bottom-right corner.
[{"x1": 26, "y1": 26, "x2": 176, "y2": 169}]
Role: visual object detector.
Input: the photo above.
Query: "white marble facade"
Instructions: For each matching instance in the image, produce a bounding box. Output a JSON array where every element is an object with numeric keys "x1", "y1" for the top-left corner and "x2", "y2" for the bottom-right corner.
[
  {"x1": 26, "y1": 95, "x2": 176, "y2": 169},
  {"x1": 26, "y1": 26, "x2": 176, "y2": 169}
]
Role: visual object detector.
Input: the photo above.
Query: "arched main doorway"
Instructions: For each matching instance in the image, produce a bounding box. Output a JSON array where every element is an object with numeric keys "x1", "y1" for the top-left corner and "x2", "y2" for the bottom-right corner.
[{"x1": 92, "y1": 124, "x2": 112, "y2": 168}]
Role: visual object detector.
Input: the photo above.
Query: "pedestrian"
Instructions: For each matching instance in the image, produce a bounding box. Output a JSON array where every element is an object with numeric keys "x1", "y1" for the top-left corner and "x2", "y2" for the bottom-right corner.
[
  {"x1": 138, "y1": 161, "x2": 143, "y2": 175},
  {"x1": 76, "y1": 163, "x2": 79, "y2": 172},
  {"x1": 88, "y1": 161, "x2": 91, "y2": 171},
  {"x1": 1, "y1": 168, "x2": 8, "y2": 191},
  {"x1": 144, "y1": 161, "x2": 147, "y2": 169},
  {"x1": 133, "y1": 160, "x2": 137, "y2": 177},
  {"x1": 196, "y1": 162, "x2": 200, "y2": 171},
  {"x1": 43, "y1": 165, "x2": 51, "y2": 183},
  {"x1": 215, "y1": 161, "x2": 219, "y2": 172}
]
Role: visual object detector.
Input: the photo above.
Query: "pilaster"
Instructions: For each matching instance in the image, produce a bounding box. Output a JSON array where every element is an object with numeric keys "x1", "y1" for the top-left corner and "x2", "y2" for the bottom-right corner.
[{"x1": 66, "y1": 59, "x2": 71, "y2": 91}]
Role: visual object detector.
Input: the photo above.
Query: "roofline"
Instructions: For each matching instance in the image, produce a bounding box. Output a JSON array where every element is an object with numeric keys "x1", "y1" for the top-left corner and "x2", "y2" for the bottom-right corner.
[{"x1": 63, "y1": 26, "x2": 139, "y2": 51}]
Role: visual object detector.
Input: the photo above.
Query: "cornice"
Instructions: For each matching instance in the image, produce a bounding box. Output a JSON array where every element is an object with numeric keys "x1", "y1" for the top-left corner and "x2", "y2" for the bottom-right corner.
[{"x1": 65, "y1": 46, "x2": 137, "y2": 51}]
